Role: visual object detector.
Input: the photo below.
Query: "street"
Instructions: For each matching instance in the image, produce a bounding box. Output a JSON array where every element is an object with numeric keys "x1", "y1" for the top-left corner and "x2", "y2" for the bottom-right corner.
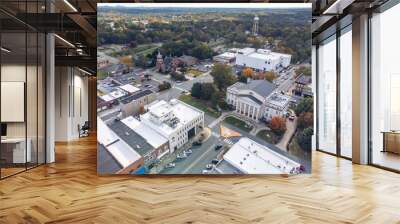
[{"x1": 160, "y1": 135, "x2": 223, "y2": 174}]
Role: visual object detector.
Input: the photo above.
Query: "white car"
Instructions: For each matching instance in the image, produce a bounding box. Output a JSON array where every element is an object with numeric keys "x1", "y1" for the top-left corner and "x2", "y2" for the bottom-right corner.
[
  {"x1": 165, "y1": 163, "x2": 176, "y2": 169},
  {"x1": 202, "y1": 170, "x2": 210, "y2": 174},
  {"x1": 184, "y1": 149, "x2": 193, "y2": 155},
  {"x1": 176, "y1": 153, "x2": 187, "y2": 159},
  {"x1": 206, "y1": 164, "x2": 214, "y2": 170}
]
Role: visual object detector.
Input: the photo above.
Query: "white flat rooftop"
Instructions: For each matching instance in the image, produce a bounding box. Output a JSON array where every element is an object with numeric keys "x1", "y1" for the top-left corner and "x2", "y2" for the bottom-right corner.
[
  {"x1": 216, "y1": 52, "x2": 236, "y2": 59},
  {"x1": 141, "y1": 100, "x2": 203, "y2": 136},
  {"x1": 121, "y1": 116, "x2": 168, "y2": 149},
  {"x1": 119, "y1": 84, "x2": 140, "y2": 94},
  {"x1": 267, "y1": 93, "x2": 291, "y2": 108},
  {"x1": 100, "y1": 94, "x2": 115, "y2": 102},
  {"x1": 97, "y1": 117, "x2": 118, "y2": 146},
  {"x1": 248, "y1": 52, "x2": 280, "y2": 61},
  {"x1": 148, "y1": 100, "x2": 173, "y2": 118},
  {"x1": 223, "y1": 137, "x2": 301, "y2": 174},
  {"x1": 109, "y1": 89, "x2": 127, "y2": 99},
  {"x1": 106, "y1": 140, "x2": 141, "y2": 168},
  {"x1": 238, "y1": 47, "x2": 255, "y2": 55}
]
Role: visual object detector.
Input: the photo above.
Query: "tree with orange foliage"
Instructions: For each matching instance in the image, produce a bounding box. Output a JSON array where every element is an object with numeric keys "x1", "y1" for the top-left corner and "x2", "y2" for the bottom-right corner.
[
  {"x1": 138, "y1": 104, "x2": 146, "y2": 115},
  {"x1": 241, "y1": 67, "x2": 253, "y2": 78},
  {"x1": 252, "y1": 71, "x2": 265, "y2": 80},
  {"x1": 269, "y1": 116, "x2": 286, "y2": 136},
  {"x1": 119, "y1": 56, "x2": 134, "y2": 67}
]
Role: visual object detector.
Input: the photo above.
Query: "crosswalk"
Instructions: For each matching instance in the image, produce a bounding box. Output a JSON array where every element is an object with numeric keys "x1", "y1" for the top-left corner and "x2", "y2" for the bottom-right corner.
[{"x1": 223, "y1": 138, "x2": 234, "y2": 145}]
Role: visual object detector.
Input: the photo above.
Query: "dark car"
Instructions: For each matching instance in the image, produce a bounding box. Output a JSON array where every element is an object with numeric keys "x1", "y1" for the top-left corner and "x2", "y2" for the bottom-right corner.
[
  {"x1": 192, "y1": 141, "x2": 202, "y2": 146},
  {"x1": 214, "y1": 145, "x2": 223, "y2": 150},
  {"x1": 211, "y1": 159, "x2": 219, "y2": 165}
]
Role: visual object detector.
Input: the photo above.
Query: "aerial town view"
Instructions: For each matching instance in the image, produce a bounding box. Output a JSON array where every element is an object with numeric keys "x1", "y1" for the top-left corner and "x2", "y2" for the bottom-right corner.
[{"x1": 97, "y1": 3, "x2": 312, "y2": 175}]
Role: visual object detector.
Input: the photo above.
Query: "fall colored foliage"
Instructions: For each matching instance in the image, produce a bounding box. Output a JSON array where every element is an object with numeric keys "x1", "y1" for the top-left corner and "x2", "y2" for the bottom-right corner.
[
  {"x1": 241, "y1": 67, "x2": 254, "y2": 78},
  {"x1": 264, "y1": 71, "x2": 277, "y2": 82},
  {"x1": 252, "y1": 71, "x2": 265, "y2": 80},
  {"x1": 138, "y1": 104, "x2": 146, "y2": 115},
  {"x1": 269, "y1": 116, "x2": 286, "y2": 136},
  {"x1": 119, "y1": 55, "x2": 134, "y2": 67}
]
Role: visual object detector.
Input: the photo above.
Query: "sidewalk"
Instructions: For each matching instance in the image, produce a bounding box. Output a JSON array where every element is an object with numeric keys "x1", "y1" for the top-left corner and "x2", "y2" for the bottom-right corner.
[{"x1": 276, "y1": 118, "x2": 297, "y2": 151}]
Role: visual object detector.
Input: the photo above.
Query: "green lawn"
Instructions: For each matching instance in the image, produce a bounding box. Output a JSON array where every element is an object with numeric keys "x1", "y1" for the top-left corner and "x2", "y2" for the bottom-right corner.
[
  {"x1": 97, "y1": 71, "x2": 108, "y2": 80},
  {"x1": 256, "y1": 130, "x2": 282, "y2": 144},
  {"x1": 187, "y1": 69, "x2": 203, "y2": 77},
  {"x1": 134, "y1": 44, "x2": 158, "y2": 56},
  {"x1": 179, "y1": 95, "x2": 221, "y2": 118},
  {"x1": 223, "y1": 116, "x2": 253, "y2": 132}
]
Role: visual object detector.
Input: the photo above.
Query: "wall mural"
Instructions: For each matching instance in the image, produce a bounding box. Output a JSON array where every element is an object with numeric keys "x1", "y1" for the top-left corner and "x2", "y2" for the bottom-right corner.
[{"x1": 97, "y1": 3, "x2": 312, "y2": 175}]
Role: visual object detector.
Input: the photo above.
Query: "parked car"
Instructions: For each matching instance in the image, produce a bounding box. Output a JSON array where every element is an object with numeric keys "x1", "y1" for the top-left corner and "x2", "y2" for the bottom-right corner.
[
  {"x1": 193, "y1": 141, "x2": 202, "y2": 146},
  {"x1": 165, "y1": 163, "x2": 176, "y2": 169},
  {"x1": 176, "y1": 153, "x2": 187, "y2": 159},
  {"x1": 206, "y1": 164, "x2": 214, "y2": 170},
  {"x1": 184, "y1": 149, "x2": 193, "y2": 155},
  {"x1": 211, "y1": 159, "x2": 219, "y2": 165},
  {"x1": 202, "y1": 170, "x2": 210, "y2": 174},
  {"x1": 214, "y1": 145, "x2": 223, "y2": 150}
]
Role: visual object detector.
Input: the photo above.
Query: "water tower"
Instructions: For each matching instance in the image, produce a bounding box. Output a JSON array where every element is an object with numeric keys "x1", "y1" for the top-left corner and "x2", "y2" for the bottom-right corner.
[{"x1": 252, "y1": 15, "x2": 259, "y2": 36}]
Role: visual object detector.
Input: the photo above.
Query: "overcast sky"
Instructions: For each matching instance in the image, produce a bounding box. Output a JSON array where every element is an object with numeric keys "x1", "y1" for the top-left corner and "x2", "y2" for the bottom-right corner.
[{"x1": 98, "y1": 3, "x2": 311, "y2": 9}]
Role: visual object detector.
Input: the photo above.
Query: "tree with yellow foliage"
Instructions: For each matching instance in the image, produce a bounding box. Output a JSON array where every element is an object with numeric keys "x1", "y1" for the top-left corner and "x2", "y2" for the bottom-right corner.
[{"x1": 264, "y1": 71, "x2": 277, "y2": 82}]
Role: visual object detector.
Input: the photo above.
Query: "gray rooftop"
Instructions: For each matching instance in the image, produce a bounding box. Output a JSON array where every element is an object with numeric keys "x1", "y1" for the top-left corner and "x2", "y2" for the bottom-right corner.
[
  {"x1": 238, "y1": 94, "x2": 263, "y2": 105},
  {"x1": 97, "y1": 144, "x2": 122, "y2": 174},
  {"x1": 120, "y1": 89, "x2": 154, "y2": 104},
  {"x1": 108, "y1": 120, "x2": 154, "y2": 156},
  {"x1": 295, "y1": 74, "x2": 312, "y2": 85},
  {"x1": 241, "y1": 80, "x2": 276, "y2": 98}
]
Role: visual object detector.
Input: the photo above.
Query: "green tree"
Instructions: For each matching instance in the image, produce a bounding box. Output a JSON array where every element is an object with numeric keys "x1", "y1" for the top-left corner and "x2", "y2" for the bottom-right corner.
[
  {"x1": 158, "y1": 81, "x2": 171, "y2": 91},
  {"x1": 135, "y1": 54, "x2": 148, "y2": 68},
  {"x1": 297, "y1": 112, "x2": 313, "y2": 129},
  {"x1": 200, "y1": 83, "x2": 217, "y2": 100},
  {"x1": 191, "y1": 83, "x2": 202, "y2": 98},
  {"x1": 296, "y1": 127, "x2": 313, "y2": 151},
  {"x1": 211, "y1": 90, "x2": 225, "y2": 109},
  {"x1": 295, "y1": 98, "x2": 313, "y2": 116},
  {"x1": 295, "y1": 66, "x2": 311, "y2": 77},
  {"x1": 238, "y1": 75, "x2": 247, "y2": 83},
  {"x1": 210, "y1": 64, "x2": 237, "y2": 91}
]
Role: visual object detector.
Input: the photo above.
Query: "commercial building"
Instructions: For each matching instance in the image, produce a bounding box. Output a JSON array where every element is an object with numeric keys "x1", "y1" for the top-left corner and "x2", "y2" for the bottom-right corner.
[
  {"x1": 235, "y1": 48, "x2": 291, "y2": 71},
  {"x1": 121, "y1": 116, "x2": 170, "y2": 160},
  {"x1": 222, "y1": 138, "x2": 301, "y2": 174},
  {"x1": 213, "y1": 52, "x2": 236, "y2": 64},
  {"x1": 120, "y1": 89, "x2": 157, "y2": 117},
  {"x1": 140, "y1": 100, "x2": 204, "y2": 152},
  {"x1": 97, "y1": 118, "x2": 143, "y2": 174},
  {"x1": 293, "y1": 74, "x2": 313, "y2": 97},
  {"x1": 226, "y1": 80, "x2": 289, "y2": 121},
  {"x1": 264, "y1": 92, "x2": 291, "y2": 120}
]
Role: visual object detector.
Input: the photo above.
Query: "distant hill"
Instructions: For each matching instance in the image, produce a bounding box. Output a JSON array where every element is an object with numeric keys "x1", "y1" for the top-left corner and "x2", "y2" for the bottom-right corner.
[{"x1": 97, "y1": 6, "x2": 309, "y2": 16}]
